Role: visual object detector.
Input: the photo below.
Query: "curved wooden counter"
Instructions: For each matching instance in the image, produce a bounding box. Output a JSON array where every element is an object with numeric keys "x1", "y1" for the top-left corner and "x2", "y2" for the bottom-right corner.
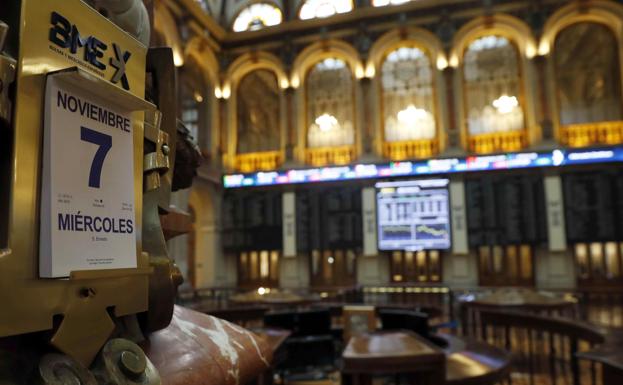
[
  {"x1": 440, "y1": 333, "x2": 511, "y2": 385},
  {"x1": 142, "y1": 305, "x2": 273, "y2": 385}
]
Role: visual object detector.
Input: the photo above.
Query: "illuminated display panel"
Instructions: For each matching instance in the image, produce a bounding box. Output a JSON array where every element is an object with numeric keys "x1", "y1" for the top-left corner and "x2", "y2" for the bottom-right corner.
[
  {"x1": 376, "y1": 179, "x2": 451, "y2": 251},
  {"x1": 223, "y1": 147, "x2": 623, "y2": 188}
]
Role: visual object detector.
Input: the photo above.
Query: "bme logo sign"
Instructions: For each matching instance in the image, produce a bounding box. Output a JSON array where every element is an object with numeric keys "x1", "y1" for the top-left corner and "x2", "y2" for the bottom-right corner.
[{"x1": 48, "y1": 11, "x2": 132, "y2": 90}]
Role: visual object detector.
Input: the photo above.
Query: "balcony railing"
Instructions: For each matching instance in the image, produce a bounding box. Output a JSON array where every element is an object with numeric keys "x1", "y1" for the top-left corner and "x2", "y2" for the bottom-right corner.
[
  {"x1": 305, "y1": 146, "x2": 355, "y2": 167},
  {"x1": 560, "y1": 121, "x2": 623, "y2": 148},
  {"x1": 235, "y1": 151, "x2": 282, "y2": 173},
  {"x1": 468, "y1": 130, "x2": 526, "y2": 154},
  {"x1": 383, "y1": 139, "x2": 439, "y2": 161}
]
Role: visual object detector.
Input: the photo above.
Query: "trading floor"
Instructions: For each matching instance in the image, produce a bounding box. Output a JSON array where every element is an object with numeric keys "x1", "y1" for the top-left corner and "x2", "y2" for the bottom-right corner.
[{"x1": 2, "y1": 0, "x2": 623, "y2": 384}]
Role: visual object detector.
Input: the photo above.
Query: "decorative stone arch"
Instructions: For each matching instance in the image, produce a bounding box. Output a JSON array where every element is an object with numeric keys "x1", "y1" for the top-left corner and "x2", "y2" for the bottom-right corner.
[
  {"x1": 292, "y1": 39, "x2": 362, "y2": 87},
  {"x1": 291, "y1": 39, "x2": 363, "y2": 162},
  {"x1": 226, "y1": 51, "x2": 289, "y2": 90},
  {"x1": 368, "y1": 28, "x2": 449, "y2": 156},
  {"x1": 223, "y1": 52, "x2": 289, "y2": 168},
  {"x1": 369, "y1": 27, "x2": 446, "y2": 71},
  {"x1": 449, "y1": 14, "x2": 539, "y2": 150},
  {"x1": 450, "y1": 14, "x2": 537, "y2": 65},
  {"x1": 539, "y1": 0, "x2": 623, "y2": 140},
  {"x1": 184, "y1": 36, "x2": 220, "y2": 86},
  {"x1": 540, "y1": 0, "x2": 623, "y2": 57},
  {"x1": 226, "y1": 0, "x2": 285, "y2": 31},
  {"x1": 153, "y1": 2, "x2": 185, "y2": 66}
]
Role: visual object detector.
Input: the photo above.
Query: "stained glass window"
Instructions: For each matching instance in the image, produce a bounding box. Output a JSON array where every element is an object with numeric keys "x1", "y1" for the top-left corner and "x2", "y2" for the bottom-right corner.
[
  {"x1": 233, "y1": 3, "x2": 283, "y2": 32},
  {"x1": 554, "y1": 22, "x2": 622, "y2": 125},
  {"x1": 373, "y1": 0, "x2": 412, "y2": 6},
  {"x1": 382, "y1": 47, "x2": 436, "y2": 142},
  {"x1": 237, "y1": 69, "x2": 281, "y2": 153},
  {"x1": 299, "y1": 0, "x2": 353, "y2": 20},
  {"x1": 306, "y1": 58, "x2": 355, "y2": 148},
  {"x1": 463, "y1": 36, "x2": 525, "y2": 135}
]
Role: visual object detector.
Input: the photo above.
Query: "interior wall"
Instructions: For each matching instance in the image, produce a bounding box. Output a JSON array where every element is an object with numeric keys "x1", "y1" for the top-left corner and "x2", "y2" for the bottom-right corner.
[
  {"x1": 443, "y1": 251, "x2": 480, "y2": 289},
  {"x1": 279, "y1": 254, "x2": 310, "y2": 288},
  {"x1": 357, "y1": 255, "x2": 390, "y2": 285}
]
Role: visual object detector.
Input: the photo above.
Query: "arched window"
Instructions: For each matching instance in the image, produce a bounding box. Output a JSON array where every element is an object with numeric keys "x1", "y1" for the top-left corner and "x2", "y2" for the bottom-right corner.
[
  {"x1": 179, "y1": 68, "x2": 210, "y2": 152},
  {"x1": 237, "y1": 69, "x2": 281, "y2": 154},
  {"x1": 306, "y1": 58, "x2": 355, "y2": 149},
  {"x1": 554, "y1": 22, "x2": 622, "y2": 126},
  {"x1": 299, "y1": 0, "x2": 353, "y2": 20},
  {"x1": 373, "y1": 0, "x2": 413, "y2": 6},
  {"x1": 232, "y1": 3, "x2": 283, "y2": 32},
  {"x1": 463, "y1": 36, "x2": 524, "y2": 136},
  {"x1": 381, "y1": 47, "x2": 436, "y2": 143}
]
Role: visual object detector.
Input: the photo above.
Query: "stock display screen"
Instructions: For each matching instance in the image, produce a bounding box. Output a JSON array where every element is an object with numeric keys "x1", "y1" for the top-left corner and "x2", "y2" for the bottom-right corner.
[{"x1": 376, "y1": 179, "x2": 451, "y2": 251}]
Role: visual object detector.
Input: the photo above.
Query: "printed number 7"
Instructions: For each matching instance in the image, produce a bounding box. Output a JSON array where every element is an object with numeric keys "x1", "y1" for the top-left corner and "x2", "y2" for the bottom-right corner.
[{"x1": 80, "y1": 126, "x2": 112, "y2": 188}]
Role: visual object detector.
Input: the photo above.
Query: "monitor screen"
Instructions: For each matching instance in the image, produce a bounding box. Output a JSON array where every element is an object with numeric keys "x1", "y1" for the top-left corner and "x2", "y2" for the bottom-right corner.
[{"x1": 376, "y1": 179, "x2": 451, "y2": 251}]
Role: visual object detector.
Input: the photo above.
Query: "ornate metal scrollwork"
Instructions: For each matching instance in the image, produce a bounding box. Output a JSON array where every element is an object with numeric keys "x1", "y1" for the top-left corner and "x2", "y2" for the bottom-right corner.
[
  {"x1": 92, "y1": 339, "x2": 160, "y2": 385},
  {"x1": 38, "y1": 354, "x2": 97, "y2": 385}
]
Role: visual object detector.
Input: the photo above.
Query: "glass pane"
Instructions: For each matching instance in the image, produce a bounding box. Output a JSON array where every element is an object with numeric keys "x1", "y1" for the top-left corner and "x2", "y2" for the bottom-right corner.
[
  {"x1": 334, "y1": 249, "x2": 345, "y2": 279},
  {"x1": 382, "y1": 46, "x2": 436, "y2": 142},
  {"x1": 605, "y1": 242, "x2": 619, "y2": 278},
  {"x1": 506, "y1": 245, "x2": 518, "y2": 279},
  {"x1": 240, "y1": 252, "x2": 248, "y2": 281},
  {"x1": 429, "y1": 250, "x2": 440, "y2": 281},
  {"x1": 179, "y1": 68, "x2": 210, "y2": 151},
  {"x1": 233, "y1": 3, "x2": 283, "y2": 32},
  {"x1": 590, "y1": 242, "x2": 605, "y2": 277},
  {"x1": 416, "y1": 250, "x2": 427, "y2": 281},
  {"x1": 237, "y1": 70, "x2": 281, "y2": 153},
  {"x1": 323, "y1": 250, "x2": 334, "y2": 282},
  {"x1": 312, "y1": 250, "x2": 321, "y2": 276},
  {"x1": 260, "y1": 250, "x2": 270, "y2": 278},
  {"x1": 492, "y1": 245, "x2": 504, "y2": 274},
  {"x1": 299, "y1": 0, "x2": 353, "y2": 20},
  {"x1": 392, "y1": 251, "x2": 403, "y2": 269},
  {"x1": 463, "y1": 36, "x2": 524, "y2": 135},
  {"x1": 346, "y1": 249, "x2": 356, "y2": 276},
  {"x1": 479, "y1": 246, "x2": 491, "y2": 275},
  {"x1": 306, "y1": 58, "x2": 355, "y2": 148},
  {"x1": 180, "y1": 82, "x2": 200, "y2": 142},
  {"x1": 576, "y1": 243, "x2": 589, "y2": 279},
  {"x1": 555, "y1": 22, "x2": 623, "y2": 125},
  {"x1": 392, "y1": 251, "x2": 403, "y2": 282},
  {"x1": 250, "y1": 251, "x2": 259, "y2": 280},
  {"x1": 405, "y1": 251, "x2": 415, "y2": 280},
  {"x1": 519, "y1": 245, "x2": 532, "y2": 280},
  {"x1": 270, "y1": 251, "x2": 280, "y2": 280}
]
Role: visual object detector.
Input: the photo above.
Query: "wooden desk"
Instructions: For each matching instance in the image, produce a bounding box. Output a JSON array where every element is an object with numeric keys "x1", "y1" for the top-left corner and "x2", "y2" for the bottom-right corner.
[{"x1": 342, "y1": 331, "x2": 445, "y2": 385}]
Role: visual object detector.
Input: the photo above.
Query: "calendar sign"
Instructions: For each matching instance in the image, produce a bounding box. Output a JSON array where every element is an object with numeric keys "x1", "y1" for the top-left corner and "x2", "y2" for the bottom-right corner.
[{"x1": 39, "y1": 75, "x2": 137, "y2": 278}]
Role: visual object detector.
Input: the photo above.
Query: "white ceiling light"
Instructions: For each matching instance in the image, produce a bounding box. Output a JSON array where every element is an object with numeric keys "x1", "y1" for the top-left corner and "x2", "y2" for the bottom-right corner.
[
  {"x1": 492, "y1": 95, "x2": 519, "y2": 114},
  {"x1": 315, "y1": 113, "x2": 339, "y2": 132},
  {"x1": 398, "y1": 105, "x2": 429, "y2": 123}
]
